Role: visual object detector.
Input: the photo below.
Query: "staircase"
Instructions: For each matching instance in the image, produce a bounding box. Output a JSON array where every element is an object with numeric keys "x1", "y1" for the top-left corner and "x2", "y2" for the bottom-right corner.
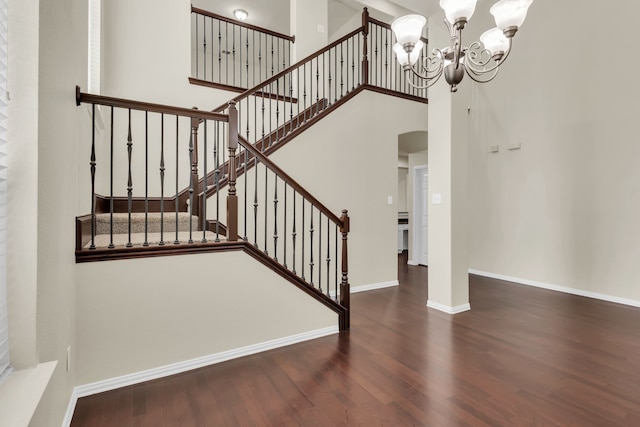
[{"x1": 75, "y1": 8, "x2": 428, "y2": 331}]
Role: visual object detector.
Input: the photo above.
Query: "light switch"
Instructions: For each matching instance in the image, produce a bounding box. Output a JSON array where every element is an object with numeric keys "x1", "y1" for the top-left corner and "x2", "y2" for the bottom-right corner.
[
  {"x1": 317, "y1": 25, "x2": 325, "y2": 33},
  {"x1": 432, "y1": 193, "x2": 442, "y2": 205},
  {"x1": 387, "y1": 196, "x2": 393, "y2": 205}
]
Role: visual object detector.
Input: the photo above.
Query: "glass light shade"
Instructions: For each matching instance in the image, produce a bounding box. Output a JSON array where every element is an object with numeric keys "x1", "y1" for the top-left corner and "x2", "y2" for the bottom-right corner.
[
  {"x1": 391, "y1": 15, "x2": 426, "y2": 47},
  {"x1": 480, "y1": 27, "x2": 509, "y2": 55},
  {"x1": 233, "y1": 9, "x2": 248, "y2": 21},
  {"x1": 439, "y1": 0, "x2": 478, "y2": 24},
  {"x1": 490, "y1": 0, "x2": 533, "y2": 29},
  {"x1": 393, "y1": 41, "x2": 425, "y2": 66}
]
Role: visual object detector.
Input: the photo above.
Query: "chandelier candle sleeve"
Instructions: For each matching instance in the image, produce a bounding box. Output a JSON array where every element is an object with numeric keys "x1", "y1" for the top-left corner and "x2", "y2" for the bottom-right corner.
[{"x1": 391, "y1": 0, "x2": 534, "y2": 92}]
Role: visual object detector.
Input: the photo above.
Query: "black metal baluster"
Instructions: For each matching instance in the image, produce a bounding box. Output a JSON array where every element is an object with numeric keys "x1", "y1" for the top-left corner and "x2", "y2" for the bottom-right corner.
[
  {"x1": 309, "y1": 205, "x2": 314, "y2": 285},
  {"x1": 322, "y1": 53, "x2": 326, "y2": 111},
  {"x1": 318, "y1": 211, "x2": 322, "y2": 292},
  {"x1": 334, "y1": 47, "x2": 337, "y2": 102},
  {"x1": 202, "y1": 120, "x2": 208, "y2": 243},
  {"x1": 225, "y1": 22, "x2": 229, "y2": 85},
  {"x1": 218, "y1": 20, "x2": 222, "y2": 84},
  {"x1": 289, "y1": 71, "x2": 294, "y2": 134},
  {"x1": 335, "y1": 224, "x2": 338, "y2": 300},
  {"x1": 384, "y1": 28, "x2": 388, "y2": 89},
  {"x1": 175, "y1": 116, "x2": 180, "y2": 244},
  {"x1": 301, "y1": 200, "x2": 305, "y2": 280},
  {"x1": 328, "y1": 52, "x2": 332, "y2": 106},
  {"x1": 258, "y1": 33, "x2": 262, "y2": 85},
  {"x1": 292, "y1": 190, "x2": 297, "y2": 274},
  {"x1": 352, "y1": 36, "x2": 355, "y2": 90},
  {"x1": 232, "y1": 23, "x2": 236, "y2": 87},
  {"x1": 159, "y1": 114, "x2": 165, "y2": 246},
  {"x1": 109, "y1": 107, "x2": 114, "y2": 248},
  {"x1": 215, "y1": 121, "x2": 221, "y2": 242},
  {"x1": 253, "y1": 159, "x2": 259, "y2": 247},
  {"x1": 89, "y1": 104, "x2": 96, "y2": 250},
  {"x1": 196, "y1": 16, "x2": 199, "y2": 79},
  {"x1": 243, "y1": 140, "x2": 248, "y2": 241},
  {"x1": 245, "y1": 28, "x2": 249, "y2": 88},
  {"x1": 326, "y1": 217, "x2": 330, "y2": 295},
  {"x1": 188, "y1": 125, "x2": 194, "y2": 244},
  {"x1": 283, "y1": 182, "x2": 287, "y2": 268},
  {"x1": 263, "y1": 163, "x2": 268, "y2": 254},
  {"x1": 126, "y1": 109, "x2": 133, "y2": 248},
  {"x1": 303, "y1": 63, "x2": 307, "y2": 121},
  {"x1": 144, "y1": 111, "x2": 149, "y2": 247},
  {"x1": 345, "y1": 40, "x2": 349, "y2": 93},
  {"x1": 203, "y1": 15, "x2": 207, "y2": 82},
  {"x1": 274, "y1": 81, "x2": 279, "y2": 145},
  {"x1": 340, "y1": 42, "x2": 344, "y2": 98},
  {"x1": 270, "y1": 35, "x2": 274, "y2": 76},
  {"x1": 315, "y1": 57, "x2": 320, "y2": 114},
  {"x1": 273, "y1": 174, "x2": 278, "y2": 261},
  {"x1": 260, "y1": 91, "x2": 265, "y2": 151},
  {"x1": 210, "y1": 16, "x2": 214, "y2": 82}
]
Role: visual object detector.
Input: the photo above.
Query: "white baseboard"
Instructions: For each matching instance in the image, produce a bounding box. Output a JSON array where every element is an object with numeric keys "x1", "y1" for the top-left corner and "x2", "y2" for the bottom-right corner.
[
  {"x1": 469, "y1": 269, "x2": 640, "y2": 309},
  {"x1": 426, "y1": 300, "x2": 471, "y2": 314},
  {"x1": 351, "y1": 280, "x2": 399, "y2": 294},
  {"x1": 407, "y1": 259, "x2": 419, "y2": 266},
  {"x1": 329, "y1": 280, "x2": 399, "y2": 298},
  {"x1": 62, "y1": 326, "x2": 338, "y2": 427}
]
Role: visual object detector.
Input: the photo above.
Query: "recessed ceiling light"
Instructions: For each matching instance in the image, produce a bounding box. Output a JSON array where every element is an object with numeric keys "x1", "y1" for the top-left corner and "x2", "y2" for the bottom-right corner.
[{"x1": 233, "y1": 9, "x2": 248, "y2": 21}]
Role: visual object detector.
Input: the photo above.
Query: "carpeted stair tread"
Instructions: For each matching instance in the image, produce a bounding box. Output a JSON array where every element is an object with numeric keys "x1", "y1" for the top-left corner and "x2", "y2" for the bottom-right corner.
[{"x1": 94, "y1": 212, "x2": 200, "y2": 235}]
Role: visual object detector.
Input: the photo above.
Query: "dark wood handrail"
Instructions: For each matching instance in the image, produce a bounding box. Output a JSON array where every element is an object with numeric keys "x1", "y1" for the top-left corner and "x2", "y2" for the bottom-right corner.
[
  {"x1": 212, "y1": 27, "x2": 364, "y2": 112},
  {"x1": 237, "y1": 138, "x2": 343, "y2": 227},
  {"x1": 76, "y1": 86, "x2": 229, "y2": 122},
  {"x1": 191, "y1": 5, "x2": 295, "y2": 43}
]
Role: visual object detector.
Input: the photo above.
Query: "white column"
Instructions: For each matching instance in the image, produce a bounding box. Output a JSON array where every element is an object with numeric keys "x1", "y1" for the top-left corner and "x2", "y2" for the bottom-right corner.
[
  {"x1": 290, "y1": 0, "x2": 328, "y2": 62},
  {"x1": 426, "y1": 12, "x2": 470, "y2": 314}
]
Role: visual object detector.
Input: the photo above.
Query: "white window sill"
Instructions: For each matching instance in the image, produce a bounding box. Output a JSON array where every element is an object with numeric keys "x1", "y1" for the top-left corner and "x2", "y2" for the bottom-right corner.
[{"x1": 0, "y1": 361, "x2": 57, "y2": 427}]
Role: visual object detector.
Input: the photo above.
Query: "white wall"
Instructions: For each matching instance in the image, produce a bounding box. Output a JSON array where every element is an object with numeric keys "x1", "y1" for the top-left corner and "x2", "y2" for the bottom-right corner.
[
  {"x1": 270, "y1": 90, "x2": 427, "y2": 287},
  {"x1": 291, "y1": 0, "x2": 328, "y2": 61},
  {"x1": 76, "y1": 251, "x2": 337, "y2": 385},
  {"x1": 467, "y1": 0, "x2": 640, "y2": 302}
]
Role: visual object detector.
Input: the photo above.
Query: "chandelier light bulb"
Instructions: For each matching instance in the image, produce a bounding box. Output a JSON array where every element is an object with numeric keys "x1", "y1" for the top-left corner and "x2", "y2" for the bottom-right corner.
[
  {"x1": 393, "y1": 40, "x2": 425, "y2": 67},
  {"x1": 480, "y1": 27, "x2": 510, "y2": 60}
]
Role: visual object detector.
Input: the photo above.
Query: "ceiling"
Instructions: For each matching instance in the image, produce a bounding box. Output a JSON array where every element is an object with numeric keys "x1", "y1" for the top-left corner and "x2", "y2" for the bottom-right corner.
[{"x1": 191, "y1": 0, "x2": 441, "y2": 36}]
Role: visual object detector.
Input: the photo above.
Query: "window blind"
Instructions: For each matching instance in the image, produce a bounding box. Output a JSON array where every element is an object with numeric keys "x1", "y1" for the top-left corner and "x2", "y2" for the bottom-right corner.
[{"x1": 0, "y1": 0, "x2": 10, "y2": 383}]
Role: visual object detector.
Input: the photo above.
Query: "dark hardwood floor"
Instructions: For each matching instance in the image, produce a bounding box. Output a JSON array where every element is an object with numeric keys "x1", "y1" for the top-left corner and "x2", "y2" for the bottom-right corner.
[{"x1": 71, "y1": 253, "x2": 640, "y2": 426}]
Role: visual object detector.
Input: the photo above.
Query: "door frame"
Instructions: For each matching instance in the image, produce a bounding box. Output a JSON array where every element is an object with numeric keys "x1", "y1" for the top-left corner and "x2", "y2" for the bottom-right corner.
[{"x1": 411, "y1": 165, "x2": 428, "y2": 266}]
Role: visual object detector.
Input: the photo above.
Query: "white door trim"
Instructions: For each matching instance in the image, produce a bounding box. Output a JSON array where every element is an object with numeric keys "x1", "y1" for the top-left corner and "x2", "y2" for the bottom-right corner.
[{"x1": 411, "y1": 165, "x2": 428, "y2": 265}]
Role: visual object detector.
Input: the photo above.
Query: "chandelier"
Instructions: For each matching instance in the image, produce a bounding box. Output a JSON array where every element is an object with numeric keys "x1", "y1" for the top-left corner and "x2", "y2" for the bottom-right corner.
[{"x1": 391, "y1": 0, "x2": 534, "y2": 92}]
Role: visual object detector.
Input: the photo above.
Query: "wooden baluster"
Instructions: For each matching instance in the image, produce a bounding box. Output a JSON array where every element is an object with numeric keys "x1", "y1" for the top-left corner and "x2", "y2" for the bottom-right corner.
[
  {"x1": 362, "y1": 8, "x2": 370, "y2": 85},
  {"x1": 89, "y1": 104, "x2": 96, "y2": 250},
  {"x1": 189, "y1": 111, "x2": 200, "y2": 244},
  {"x1": 227, "y1": 101, "x2": 239, "y2": 241},
  {"x1": 201, "y1": 119, "x2": 208, "y2": 243},
  {"x1": 340, "y1": 210, "x2": 351, "y2": 330},
  {"x1": 126, "y1": 109, "x2": 133, "y2": 248}
]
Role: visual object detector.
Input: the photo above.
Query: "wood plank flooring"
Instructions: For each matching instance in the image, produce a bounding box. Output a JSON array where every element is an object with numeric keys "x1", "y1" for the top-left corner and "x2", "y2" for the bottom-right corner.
[{"x1": 71, "y1": 254, "x2": 640, "y2": 426}]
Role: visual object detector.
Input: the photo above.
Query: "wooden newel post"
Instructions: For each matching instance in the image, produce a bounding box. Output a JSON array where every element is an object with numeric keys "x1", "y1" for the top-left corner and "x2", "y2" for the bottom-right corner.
[
  {"x1": 340, "y1": 209, "x2": 350, "y2": 330},
  {"x1": 190, "y1": 110, "x2": 201, "y2": 229},
  {"x1": 227, "y1": 101, "x2": 239, "y2": 241},
  {"x1": 361, "y1": 8, "x2": 370, "y2": 85}
]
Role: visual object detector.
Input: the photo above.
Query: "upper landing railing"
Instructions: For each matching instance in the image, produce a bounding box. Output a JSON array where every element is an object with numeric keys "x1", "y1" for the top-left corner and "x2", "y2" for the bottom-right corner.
[{"x1": 191, "y1": 5, "x2": 295, "y2": 93}]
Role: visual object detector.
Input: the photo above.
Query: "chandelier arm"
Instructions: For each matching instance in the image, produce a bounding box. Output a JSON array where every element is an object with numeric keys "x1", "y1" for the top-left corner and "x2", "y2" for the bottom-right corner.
[
  {"x1": 405, "y1": 67, "x2": 444, "y2": 90},
  {"x1": 408, "y1": 48, "x2": 444, "y2": 81},
  {"x1": 465, "y1": 38, "x2": 513, "y2": 75},
  {"x1": 464, "y1": 64, "x2": 500, "y2": 84}
]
